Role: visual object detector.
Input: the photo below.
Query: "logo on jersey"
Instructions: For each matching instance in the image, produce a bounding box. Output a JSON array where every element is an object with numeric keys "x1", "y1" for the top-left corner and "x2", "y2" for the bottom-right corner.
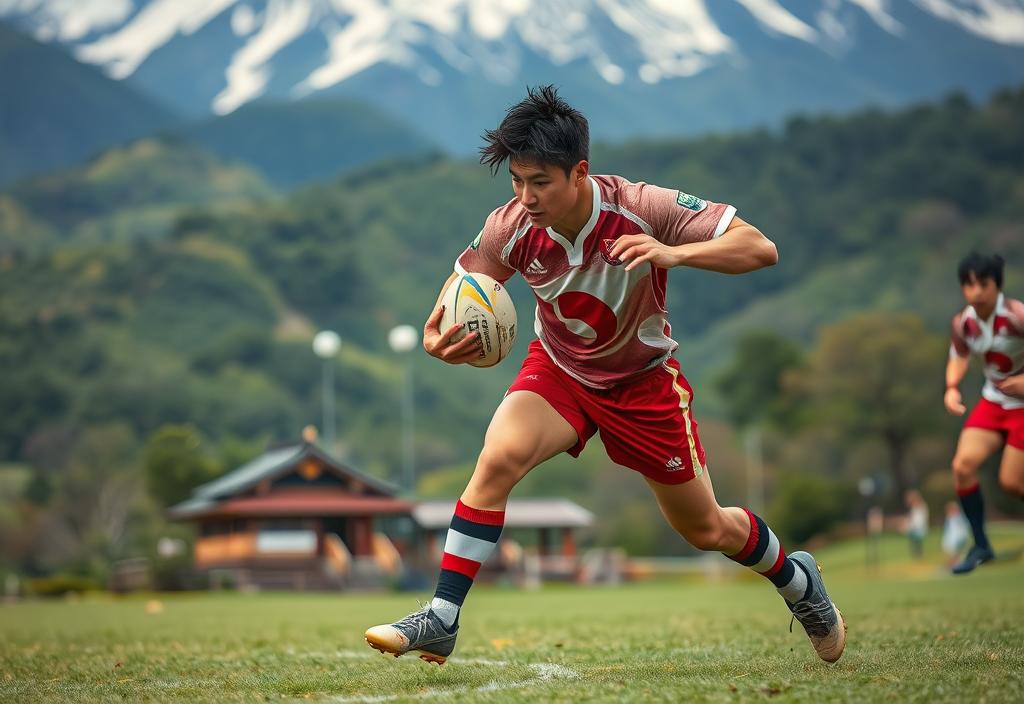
[
  {"x1": 599, "y1": 238, "x2": 623, "y2": 266},
  {"x1": 676, "y1": 191, "x2": 707, "y2": 212},
  {"x1": 526, "y1": 258, "x2": 548, "y2": 275},
  {"x1": 470, "y1": 230, "x2": 482, "y2": 250}
]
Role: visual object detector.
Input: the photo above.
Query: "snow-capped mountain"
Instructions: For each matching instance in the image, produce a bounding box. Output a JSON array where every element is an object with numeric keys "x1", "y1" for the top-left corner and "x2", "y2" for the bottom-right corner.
[{"x1": 3, "y1": 0, "x2": 1024, "y2": 151}]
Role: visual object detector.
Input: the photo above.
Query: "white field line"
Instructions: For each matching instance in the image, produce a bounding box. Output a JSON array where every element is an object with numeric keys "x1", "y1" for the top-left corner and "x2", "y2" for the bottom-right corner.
[{"x1": 318, "y1": 650, "x2": 578, "y2": 703}]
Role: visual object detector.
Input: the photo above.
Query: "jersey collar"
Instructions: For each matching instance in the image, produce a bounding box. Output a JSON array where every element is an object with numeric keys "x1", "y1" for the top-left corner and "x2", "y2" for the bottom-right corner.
[
  {"x1": 971, "y1": 292, "x2": 1005, "y2": 323},
  {"x1": 545, "y1": 176, "x2": 600, "y2": 266}
]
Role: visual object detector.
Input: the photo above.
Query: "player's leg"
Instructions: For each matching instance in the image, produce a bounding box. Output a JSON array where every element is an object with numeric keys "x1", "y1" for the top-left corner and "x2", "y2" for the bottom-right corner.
[
  {"x1": 429, "y1": 390, "x2": 579, "y2": 625},
  {"x1": 997, "y1": 445, "x2": 1024, "y2": 497},
  {"x1": 597, "y1": 359, "x2": 843, "y2": 661},
  {"x1": 644, "y1": 473, "x2": 845, "y2": 663},
  {"x1": 365, "y1": 389, "x2": 580, "y2": 663},
  {"x1": 996, "y1": 415, "x2": 1024, "y2": 498},
  {"x1": 950, "y1": 427, "x2": 1004, "y2": 574}
]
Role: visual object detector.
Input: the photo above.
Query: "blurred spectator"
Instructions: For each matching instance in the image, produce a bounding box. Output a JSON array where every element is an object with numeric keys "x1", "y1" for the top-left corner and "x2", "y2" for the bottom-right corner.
[
  {"x1": 904, "y1": 490, "x2": 929, "y2": 559},
  {"x1": 866, "y1": 506, "x2": 884, "y2": 569},
  {"x1": 941, "y1": 501, "x2": 970, "y2": 566}
]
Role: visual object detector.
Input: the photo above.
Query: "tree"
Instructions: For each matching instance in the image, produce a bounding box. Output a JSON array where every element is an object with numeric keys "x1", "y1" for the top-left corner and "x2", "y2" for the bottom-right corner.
[
  {"x1": 714, "y1": 331, "x2": 804, "y2": 513},
  {"x1": 793, "y1": 313, "x2": 950, "y2": 501},
  {"x1": 143, "y1": 425, "x2": 220, "y2": 508},
  {"x1": 768, "y1": 472, "x2": 851, "y2": 545},
  {"x1": 33, "y1": 423, "x2": 145, "y2": 577},
  {"x1": 714, "y1": 330, "x2": 804, "y2": 430}
]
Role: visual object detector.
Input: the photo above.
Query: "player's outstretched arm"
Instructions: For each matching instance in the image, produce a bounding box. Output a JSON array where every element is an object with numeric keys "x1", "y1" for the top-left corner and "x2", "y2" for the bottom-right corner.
[
  {"x1": 423, "y1": 273, "x2": 481, "y2": 365},
  {"x1": 611, "y1": 217, "x2": 777, "y2": 274}
]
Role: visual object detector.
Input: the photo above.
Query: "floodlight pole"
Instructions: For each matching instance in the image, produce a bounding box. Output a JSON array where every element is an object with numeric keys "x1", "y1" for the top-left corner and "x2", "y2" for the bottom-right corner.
[
  {"x1": 745, "y1": 425, "x2": 765, "y2": 514},
  {"x1": 313, "y1": 331, "x2": 341, "y2": 453},
  {"x1": 322, "y1": 359, "x2": 335, "y2": 451},
  {"x1": 401, "y1": 361, "x2": 415, "y2": 493},
  {"x1": 388, "y1": 325, "x2": 419, "y2": 494}
]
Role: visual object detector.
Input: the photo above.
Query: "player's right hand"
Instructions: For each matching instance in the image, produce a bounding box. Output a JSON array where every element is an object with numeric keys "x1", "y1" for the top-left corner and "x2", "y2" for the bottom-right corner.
[
  {"x1": 944, "y1": 387, "x2": 966, "y2": 416},
  {"x1": 423, "y1": 305, "x2": 481, "y2": 365}
]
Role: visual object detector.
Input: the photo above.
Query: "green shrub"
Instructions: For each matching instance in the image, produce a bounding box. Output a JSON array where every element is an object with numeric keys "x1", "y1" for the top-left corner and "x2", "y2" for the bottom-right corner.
[
  {"x1": 768, "y1": 472, "x2": 854, "y2": 546},
  {"x1": 28, "y1": 574, "x2": 100, "y2": 597}
]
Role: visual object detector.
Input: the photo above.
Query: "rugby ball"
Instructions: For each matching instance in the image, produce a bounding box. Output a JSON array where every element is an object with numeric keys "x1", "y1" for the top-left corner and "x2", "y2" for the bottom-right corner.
[{"x1": 440, "y1": 272, "x2": 517, "y2": 367}]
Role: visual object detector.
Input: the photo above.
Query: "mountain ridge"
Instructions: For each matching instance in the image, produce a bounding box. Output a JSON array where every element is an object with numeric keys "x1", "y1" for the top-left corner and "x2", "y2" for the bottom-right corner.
[
  {"x1": 3, "y1": 1, "x2": 1023, "y2": 152},
  {"x1": 0, "y1": 20, "x2": 177, "y2": 186}
]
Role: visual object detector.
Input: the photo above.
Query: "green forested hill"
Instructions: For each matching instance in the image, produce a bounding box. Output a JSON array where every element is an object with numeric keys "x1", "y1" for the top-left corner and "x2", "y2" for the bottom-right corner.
[
  {"x1": 0, "y1": 137, "x2": 276, "y2": 253},
  {"x1": 1, "y1": 87, "x2": 1022, "y2": 492},
  {"x1": 0, "y1": 22, "x2": 177, "y2": 187}
]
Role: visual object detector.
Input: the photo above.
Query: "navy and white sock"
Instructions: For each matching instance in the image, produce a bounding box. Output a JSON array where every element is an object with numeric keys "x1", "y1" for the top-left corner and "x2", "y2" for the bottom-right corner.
[
  {"x1": 957, "y1": 483, "x2": 991, "y2": 550},
  {"x1": 726, "y1": 509, "x2": 809, "y2": 604},
  {"x1": 430, "y1": 500, "x2": 504, "y2": 628}
]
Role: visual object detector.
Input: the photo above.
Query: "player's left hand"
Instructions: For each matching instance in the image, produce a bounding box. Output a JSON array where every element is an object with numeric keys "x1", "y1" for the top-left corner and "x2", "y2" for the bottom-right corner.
[
  {"x1": 608, "y1": 234, "x2": 679, "y2": 272},
  {"x1": 995, "y1": 374, "x2": 1024, "y2": 398}
]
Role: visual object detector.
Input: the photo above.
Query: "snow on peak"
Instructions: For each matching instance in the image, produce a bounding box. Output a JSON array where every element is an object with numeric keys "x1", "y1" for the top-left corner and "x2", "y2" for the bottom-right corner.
[
  {"x1": 3, "y1": 0, "x2": 1024, "y2": 115},
  {"x1": 0, "y1": 0, "x2": 134, "y2": 41},
  {"x1": 912, "y1": 0, "x2": 1024, "y2": 45}
]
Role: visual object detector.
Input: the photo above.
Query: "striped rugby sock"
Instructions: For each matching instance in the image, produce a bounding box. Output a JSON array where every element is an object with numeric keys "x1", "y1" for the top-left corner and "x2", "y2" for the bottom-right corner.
[
  {"x1": 726, "y1": 509, "x2": 809, "y2": 604},
  {"x1": 431, "y1": 500, "x2": 504, "y2": 628}
]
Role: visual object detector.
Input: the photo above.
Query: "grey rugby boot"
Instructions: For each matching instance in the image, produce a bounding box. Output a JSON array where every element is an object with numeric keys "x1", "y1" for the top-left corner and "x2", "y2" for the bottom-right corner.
[
  {"x1": 787, "y1": 551, "x2": 847, "y2": 663},
  {"x1": 364, "y1": 605, "x2": 458, "y2": 665},
  {"x1": 951, "y1": 544, "x2": 995, "y2": 575}
]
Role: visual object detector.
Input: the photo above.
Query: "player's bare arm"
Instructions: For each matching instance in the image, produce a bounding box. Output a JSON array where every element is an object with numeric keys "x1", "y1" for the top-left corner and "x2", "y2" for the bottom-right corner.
[
  {"x1": 423, "y1": 273, "x2": 481, "y2": 365},
  {"x1": 944, "y1": 354, "x2": 969, "y2": 416},
  {"x1": 610, "y1": 217, "x2": 778, "y2": 274}
]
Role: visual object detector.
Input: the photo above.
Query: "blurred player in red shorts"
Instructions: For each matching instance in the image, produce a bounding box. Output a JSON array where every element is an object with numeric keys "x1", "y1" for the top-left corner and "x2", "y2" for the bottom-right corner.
[
  {"x1": 364, "y1": 85, "x2": 845, "y2": 665},
  {"x1": 945, "y1": 251, "x2": 1024, "y2": 574}
]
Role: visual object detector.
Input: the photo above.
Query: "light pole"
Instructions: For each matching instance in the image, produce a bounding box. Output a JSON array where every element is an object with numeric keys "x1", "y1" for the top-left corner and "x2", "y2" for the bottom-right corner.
[
  {"x1": 744, "y1": 425, "x2": 765, "y2": 515},
  {"x1": 388, "y1": 324, "x2": 419, "y2": 494},
  {"x1": 312, "y1": 330, "x2": 341, "y2": 453}
]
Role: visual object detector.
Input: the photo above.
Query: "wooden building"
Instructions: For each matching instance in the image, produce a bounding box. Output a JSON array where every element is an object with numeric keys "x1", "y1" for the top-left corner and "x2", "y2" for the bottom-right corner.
[
  {"x1": 171, "y1": 441, "x2": 596, "y2": 591},
  {"x1": 169, "y1": 441, "x2": 413, "y2": 590},
  {"x1": 414, "y1": 498, "x2": 594, "y2": 581}
]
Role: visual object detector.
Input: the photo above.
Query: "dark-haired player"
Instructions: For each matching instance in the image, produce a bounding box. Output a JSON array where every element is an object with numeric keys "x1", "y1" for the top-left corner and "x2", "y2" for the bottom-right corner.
[
  {"x1": 945, "y1": 251, "x2": 1024, "y2": 574},
  {"x1": 364, "y1": 86, "x2": 846, "y2": 664}
]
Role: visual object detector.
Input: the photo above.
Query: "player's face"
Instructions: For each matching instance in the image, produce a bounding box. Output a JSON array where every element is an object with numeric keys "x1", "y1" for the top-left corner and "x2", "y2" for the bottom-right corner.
[
  {"x1": 961, "y1": 273, "x2": 999, "y2": 310},
  {"x1": 510, "y1": 160, "x2": 588, "y2": 228}
]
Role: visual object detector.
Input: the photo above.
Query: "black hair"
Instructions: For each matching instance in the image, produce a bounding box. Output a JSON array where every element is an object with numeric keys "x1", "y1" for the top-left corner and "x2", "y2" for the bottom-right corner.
[
  {"x1": 479, "y1": 85, "x2": 589, "y2": 176},
  {"x1": 957, "y1": 251, "x2": 1004, "y2": 288}
]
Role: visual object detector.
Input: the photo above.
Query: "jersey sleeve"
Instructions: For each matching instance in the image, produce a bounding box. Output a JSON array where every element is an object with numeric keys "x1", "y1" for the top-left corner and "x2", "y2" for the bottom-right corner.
[
  {"x1": 454, "y1": 210, "x2": 516, "y2": 283},
  {"x1": 1006, "y1": 298, "x2": 1024, "y2": 336},
  {"x1": 950, "y1": 312, "x2": 969, "y2": 358},
  {"x1": 622, "y1": 182, "x2": 737, "y2": 246}
]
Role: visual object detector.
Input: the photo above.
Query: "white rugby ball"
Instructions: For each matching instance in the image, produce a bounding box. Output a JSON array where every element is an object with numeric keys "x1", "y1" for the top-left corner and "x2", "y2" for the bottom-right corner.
[{"x1": 440, "y1": 272, "x2": 517, "y2": 367}]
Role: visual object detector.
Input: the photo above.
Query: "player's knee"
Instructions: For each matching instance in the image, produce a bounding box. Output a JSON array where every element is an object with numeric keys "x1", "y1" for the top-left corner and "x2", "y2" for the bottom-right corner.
[
  {"x1": 679, "y1": 519, "x2": 728, "y2": 552},
  {"x1": 952, "y1": 455, "x2": 980, "y2": 485},
  {"x1": 475, "y1": 443, "x2": 534, "y2": 485}
]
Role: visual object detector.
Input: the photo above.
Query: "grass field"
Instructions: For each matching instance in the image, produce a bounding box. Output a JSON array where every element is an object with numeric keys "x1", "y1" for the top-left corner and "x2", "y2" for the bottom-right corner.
[{"x1": 2, "y1": 527, "x2": 1023, "y2": 703}]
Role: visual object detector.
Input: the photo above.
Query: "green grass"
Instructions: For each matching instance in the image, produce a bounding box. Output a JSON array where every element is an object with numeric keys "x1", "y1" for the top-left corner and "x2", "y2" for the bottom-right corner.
[{"x1": 2, "y1": 529, "x2": 1023, "y2": 703}]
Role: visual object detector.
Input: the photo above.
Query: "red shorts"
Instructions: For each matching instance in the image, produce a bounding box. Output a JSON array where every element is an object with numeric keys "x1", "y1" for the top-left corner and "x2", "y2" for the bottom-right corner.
[
  {"x1": 507, "y1": 340, "x2": 707, "y2": 484},
  {"x1": 964, "y1": 397, "x2": 1024, "y2": 450}
]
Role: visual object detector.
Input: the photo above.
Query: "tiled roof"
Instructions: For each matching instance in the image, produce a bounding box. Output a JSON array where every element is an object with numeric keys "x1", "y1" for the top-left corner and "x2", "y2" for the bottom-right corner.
[{"x1": 169, "y1": 442, "x2": 399, "y2": 520}]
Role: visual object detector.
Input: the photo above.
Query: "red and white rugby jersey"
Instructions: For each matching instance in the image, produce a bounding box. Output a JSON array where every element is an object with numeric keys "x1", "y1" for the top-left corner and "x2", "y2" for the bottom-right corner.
[
  {"x1": 950, "y1": 293, "x2": 1024, "y2": 409},
  {"x1": 455, "y1": 174, "x2": 736, "y2": 389}
]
